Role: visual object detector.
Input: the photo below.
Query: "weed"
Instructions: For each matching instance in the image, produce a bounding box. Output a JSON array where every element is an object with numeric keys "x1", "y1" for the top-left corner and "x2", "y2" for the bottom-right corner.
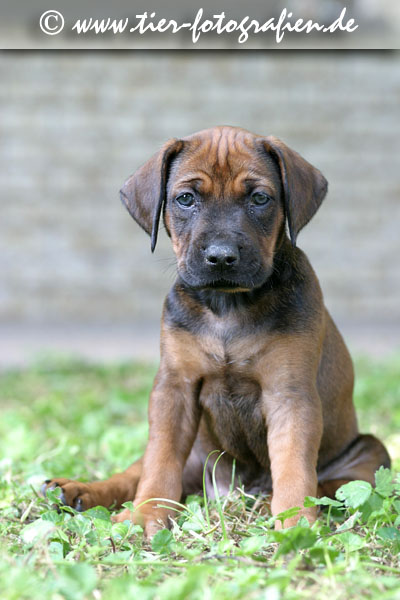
[{"x1": 0, "y1": 357, "x2": 399, "y2": 599}]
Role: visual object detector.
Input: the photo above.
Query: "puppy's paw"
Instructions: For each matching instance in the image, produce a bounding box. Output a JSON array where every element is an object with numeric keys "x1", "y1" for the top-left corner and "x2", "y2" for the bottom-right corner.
[
  {"x1": 274, "y1": 506, "x2": 317, "y2": 529},
  {"x1": 41, "y1": 478, "x2": 97, "y2": 512},
  {"x1": 111, "y1": 506, "x2": 168, "y2": 539}
]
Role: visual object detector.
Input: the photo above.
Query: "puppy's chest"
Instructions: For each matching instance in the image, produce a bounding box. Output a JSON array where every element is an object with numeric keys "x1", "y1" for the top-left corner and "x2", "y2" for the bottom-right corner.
[
  {"x1": 199, "y1": 370, "x2": 267, "y2": 465},
  {"x1": 199, "y1": 312, "x2": 265, "y2": 370},
  {"x1": 197, "y1": 315, "x2": 265, "y2": 394},
  {"x1": 197, "y1": 330, "x2": 268, "y2": 466}
]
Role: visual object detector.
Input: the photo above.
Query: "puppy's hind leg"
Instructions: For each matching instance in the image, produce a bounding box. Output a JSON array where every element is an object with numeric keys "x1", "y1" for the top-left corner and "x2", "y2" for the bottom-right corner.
[
  {"x1": 42, "y1": 456, "x2": 143, "y2": 512},
  {"x1": 317, "y1": 434, "x2": 391, "y2": 498}
]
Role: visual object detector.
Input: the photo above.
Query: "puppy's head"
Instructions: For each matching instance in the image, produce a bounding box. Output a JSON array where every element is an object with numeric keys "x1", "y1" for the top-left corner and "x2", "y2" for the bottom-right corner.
[{"x1": 120, "y1": 126, "x2": 327, "y2": 292}]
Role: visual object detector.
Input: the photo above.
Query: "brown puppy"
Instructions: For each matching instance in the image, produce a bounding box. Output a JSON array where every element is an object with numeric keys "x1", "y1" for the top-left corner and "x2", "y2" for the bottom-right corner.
[{"x1": 43, "y1": 126, "x2": 390, "y2": 537}]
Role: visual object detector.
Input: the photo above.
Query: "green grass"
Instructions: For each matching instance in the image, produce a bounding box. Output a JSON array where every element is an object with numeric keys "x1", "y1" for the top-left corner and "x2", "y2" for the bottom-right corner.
[{"x1": 0, "y1": 356, "x2": 399, "y2": 600}]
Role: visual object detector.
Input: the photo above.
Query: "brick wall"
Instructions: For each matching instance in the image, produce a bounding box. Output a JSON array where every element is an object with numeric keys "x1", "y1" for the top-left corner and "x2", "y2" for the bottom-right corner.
[{"x1": 1, "y1": 52, "x2": 399, "y2": 329}]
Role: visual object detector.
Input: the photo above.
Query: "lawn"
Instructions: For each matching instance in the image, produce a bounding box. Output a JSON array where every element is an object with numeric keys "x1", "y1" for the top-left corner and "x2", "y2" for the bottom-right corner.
[{"x1": 0, "y1": 356, "x2": 399, "y2": 600}]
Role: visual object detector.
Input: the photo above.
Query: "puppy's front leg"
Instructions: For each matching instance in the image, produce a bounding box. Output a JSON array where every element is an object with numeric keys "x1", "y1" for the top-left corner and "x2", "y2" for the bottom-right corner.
[
  {"x1": 114, "y1": 367, "x2": 200, "y2": 538},
  {"x1": 264, "y1": 386, "x2": 323, "y2": 528}
]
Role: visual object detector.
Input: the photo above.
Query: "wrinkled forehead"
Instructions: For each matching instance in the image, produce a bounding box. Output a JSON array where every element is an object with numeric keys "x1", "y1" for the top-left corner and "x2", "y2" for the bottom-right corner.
[{"x1": 168, "y1": 129, "x2": 281, "y2": 197}]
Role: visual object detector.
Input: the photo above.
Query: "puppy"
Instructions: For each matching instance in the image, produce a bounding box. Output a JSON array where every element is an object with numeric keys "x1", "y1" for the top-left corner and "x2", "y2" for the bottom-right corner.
[{"x1": 43, "y1": 126, "x2": 390, "y2": 537}]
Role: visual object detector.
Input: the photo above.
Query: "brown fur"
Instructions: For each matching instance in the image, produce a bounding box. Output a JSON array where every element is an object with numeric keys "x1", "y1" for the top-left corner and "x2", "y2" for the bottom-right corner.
[{"x1": 43, "y1": 127, "x2": 390, "y2": 537}]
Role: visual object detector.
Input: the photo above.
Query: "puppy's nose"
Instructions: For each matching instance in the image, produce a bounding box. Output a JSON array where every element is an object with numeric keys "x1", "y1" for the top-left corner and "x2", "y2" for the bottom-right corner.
[{"x1": 204, "y1": 243, "x2": 240, "y2": 267}]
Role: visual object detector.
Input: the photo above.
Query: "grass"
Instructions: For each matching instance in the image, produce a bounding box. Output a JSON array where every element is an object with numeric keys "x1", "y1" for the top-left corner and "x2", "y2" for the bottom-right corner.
[{"x1": 0, "y1": 355, "x2": 399, "y2": 599}]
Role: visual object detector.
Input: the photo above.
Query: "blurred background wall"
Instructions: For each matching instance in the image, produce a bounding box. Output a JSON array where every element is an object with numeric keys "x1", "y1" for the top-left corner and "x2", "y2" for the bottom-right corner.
[{"x1": 0, "y1": 52, "x2": 399, "y2": 363}]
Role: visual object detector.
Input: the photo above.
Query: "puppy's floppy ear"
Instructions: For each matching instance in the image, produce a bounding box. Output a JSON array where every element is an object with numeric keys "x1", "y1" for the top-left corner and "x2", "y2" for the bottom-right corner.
[
  {"x1": 262, "y1": 136, "x2": 328, "y2": 246},
  {"x1": 120, "y1": 139, "x2": 184, "y2": 252}
]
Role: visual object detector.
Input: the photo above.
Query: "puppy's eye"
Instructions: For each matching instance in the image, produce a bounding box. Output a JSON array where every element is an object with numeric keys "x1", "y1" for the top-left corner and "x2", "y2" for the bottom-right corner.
[
  {"x1": 176, "y1": 193, "x2": 195, "y2": 208},
  {"x1": 251, "y1": 192, "x2": 271, "y2": 206}
]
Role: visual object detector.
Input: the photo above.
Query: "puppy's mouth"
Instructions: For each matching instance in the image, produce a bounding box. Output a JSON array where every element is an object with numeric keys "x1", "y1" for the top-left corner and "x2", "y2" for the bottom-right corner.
[
  {"x1": 185, "y1": 276, "x2": 256, "y2": 293},
  {"x1": 203, "y1": 279, "x2": 252, "y2": 293},
  {"x1": 179, "y1": 263, "x2": 271, "y2": 293}
]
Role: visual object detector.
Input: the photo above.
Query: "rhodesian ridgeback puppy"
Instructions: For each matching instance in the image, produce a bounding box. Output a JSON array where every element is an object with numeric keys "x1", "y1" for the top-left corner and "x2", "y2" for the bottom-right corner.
[{"x1": 43, "y1": 126, "x2": 390, "y2": 537}]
